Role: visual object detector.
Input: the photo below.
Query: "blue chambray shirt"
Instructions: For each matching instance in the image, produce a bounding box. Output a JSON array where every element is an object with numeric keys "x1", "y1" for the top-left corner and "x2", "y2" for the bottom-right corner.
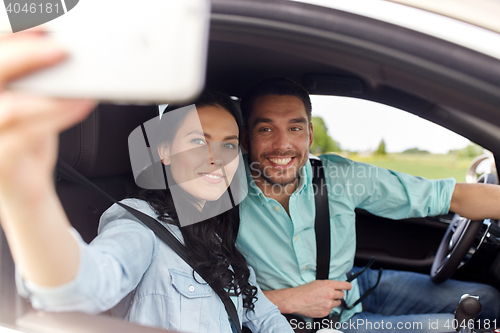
[
  {"x1": 16, "y1": 199, "x2": 293, "y2": 333},
  {"x1": 236, "y1": 154, "x2": 456, "y2": 322}
]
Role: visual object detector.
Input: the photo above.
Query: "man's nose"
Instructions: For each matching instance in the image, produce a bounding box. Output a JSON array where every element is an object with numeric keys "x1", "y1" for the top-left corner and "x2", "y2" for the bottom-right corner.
[{"x1": 272, "y1": 129, "x2": 292, "y2": 150}]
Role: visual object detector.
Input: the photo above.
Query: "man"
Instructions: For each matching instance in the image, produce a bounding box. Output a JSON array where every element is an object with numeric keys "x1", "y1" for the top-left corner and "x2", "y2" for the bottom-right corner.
[{"x1": 236, "y1": 77, "x2": 500, "y2": 332}]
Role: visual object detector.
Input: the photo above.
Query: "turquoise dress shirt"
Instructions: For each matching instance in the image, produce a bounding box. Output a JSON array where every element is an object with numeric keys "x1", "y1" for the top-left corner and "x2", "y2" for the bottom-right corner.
[{"x1": 236, "y1": 154, "x2": 456, "y2": 322}]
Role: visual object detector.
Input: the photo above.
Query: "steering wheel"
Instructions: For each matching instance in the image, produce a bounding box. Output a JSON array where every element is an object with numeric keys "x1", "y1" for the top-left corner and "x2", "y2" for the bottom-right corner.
[{"x1": 430, "y1": 173, "x2": 498, "y2": 284}]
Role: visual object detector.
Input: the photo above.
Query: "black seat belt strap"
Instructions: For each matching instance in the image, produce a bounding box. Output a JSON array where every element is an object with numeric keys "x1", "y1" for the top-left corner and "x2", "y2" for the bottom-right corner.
[
  {"x1": 56, "y1": 159, "x2": 243, "y2": 333},
  {"x1": 310, "y1": 158, "x2": 333, "y2": 330},
  {"x1": 310, "y1": 158, "x2": 331, "y2": 280}
]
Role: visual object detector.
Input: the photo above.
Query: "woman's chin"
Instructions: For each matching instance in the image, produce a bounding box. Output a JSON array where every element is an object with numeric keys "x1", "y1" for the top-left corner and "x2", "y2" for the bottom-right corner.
[
  {"x1": 199, "y1": 190, "x2": 225, "y2": 202},
  {"x1": 179, "y1": 184, "x2": 227, "y2": 203}
]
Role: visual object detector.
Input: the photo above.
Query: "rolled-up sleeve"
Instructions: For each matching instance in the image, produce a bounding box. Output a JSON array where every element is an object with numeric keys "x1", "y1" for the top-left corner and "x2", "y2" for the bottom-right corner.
[
  {"x1": 242, "y1": 267, "x2": 293, "y2": 332},
  {"x1": 16, "y1": 201, "x2": 157, "y2": 314},
  {"x1": 357, "y1": 167, "x2": 455, "y2": 219},
  {"x1": 321, "y1": 155, "x2": 456, "y2": 220}
]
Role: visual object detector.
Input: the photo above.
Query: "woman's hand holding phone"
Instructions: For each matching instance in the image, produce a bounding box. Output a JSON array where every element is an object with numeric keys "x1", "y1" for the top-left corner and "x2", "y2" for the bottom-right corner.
[
  {"x1": 0, "y1": 28, "x2": 94, "y2": 287},
  {"x1": 0, "y1": 28, "x2": 95, "y2": 205}
]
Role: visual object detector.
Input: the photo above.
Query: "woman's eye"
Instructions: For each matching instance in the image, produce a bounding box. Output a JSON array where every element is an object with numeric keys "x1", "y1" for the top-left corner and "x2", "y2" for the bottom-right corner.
[
  {"x1": 260, "y1": 128, "x2": 271, "y2": 132},
  {"x1": 191, "y1": 138, "x2": 206, "y2": 145},
  {"x1": 222, "y1": 142, "x2": 237, "y2": 149}
]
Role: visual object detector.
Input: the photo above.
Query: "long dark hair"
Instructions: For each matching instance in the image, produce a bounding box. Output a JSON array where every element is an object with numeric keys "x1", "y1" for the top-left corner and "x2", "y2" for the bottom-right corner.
[{"x1": 138, "y1": 91, "x2": 258, "y2": 312}]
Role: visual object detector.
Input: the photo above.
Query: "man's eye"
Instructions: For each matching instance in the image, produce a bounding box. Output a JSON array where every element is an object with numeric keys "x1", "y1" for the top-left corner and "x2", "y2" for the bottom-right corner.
[
  {"x1": 191, "y1": 138, "x2": 206, "y2": 145},
  {"x1": 260, "y1": 128, "x2": 271, "y2": 132},
  {"x1": 290, "y1": 127, "x2": 301, "y2": 131}
]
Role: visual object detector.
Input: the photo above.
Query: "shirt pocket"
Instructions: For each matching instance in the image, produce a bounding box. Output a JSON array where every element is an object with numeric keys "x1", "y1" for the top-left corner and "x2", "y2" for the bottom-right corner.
[
  {"x1": 169, "y1": 269, "x2": 220, "y2": 333},
  {"x1": 170, "y1": 269, "x2": 213, "y2": 298}
]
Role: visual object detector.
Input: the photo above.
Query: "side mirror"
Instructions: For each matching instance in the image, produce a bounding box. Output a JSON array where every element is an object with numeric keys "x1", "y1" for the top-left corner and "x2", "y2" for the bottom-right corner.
[{"x1": 465, "y1": 153, "x2": 497, "y2": 184}]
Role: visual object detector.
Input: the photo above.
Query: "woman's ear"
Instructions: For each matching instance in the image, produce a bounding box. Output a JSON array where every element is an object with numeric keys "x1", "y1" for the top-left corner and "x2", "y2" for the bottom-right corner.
[{"x1": 158, "y1": 143, "x2": 171, "y2": 165}]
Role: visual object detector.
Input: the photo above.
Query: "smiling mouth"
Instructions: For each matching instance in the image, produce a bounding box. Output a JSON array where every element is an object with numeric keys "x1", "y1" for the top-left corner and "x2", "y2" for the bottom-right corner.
[
  {"x1": 199, "y1": 172, "x2": 223, "y2": 179},
  {"x1": 268, "y1": 157, "x2": 294, "y2": 166},
  {"x1": 198, "y1": 172, "x2": 225, "y2": 184}
]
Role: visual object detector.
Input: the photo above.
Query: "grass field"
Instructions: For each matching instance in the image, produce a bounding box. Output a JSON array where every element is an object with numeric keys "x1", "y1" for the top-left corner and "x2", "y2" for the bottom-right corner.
[{"x1": 346, "y1": 153, "x2": 475, "y2": 182}]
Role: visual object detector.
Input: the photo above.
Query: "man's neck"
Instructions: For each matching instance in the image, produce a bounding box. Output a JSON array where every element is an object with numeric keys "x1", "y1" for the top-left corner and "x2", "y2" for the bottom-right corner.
[{"x1": 252, "y1": 175, "x2": 298, "y2": 215}]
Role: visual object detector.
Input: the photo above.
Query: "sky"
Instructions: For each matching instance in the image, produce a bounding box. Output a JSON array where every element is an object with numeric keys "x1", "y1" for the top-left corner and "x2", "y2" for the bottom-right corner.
[{"x1": 310, "y1": 95, "x2": 473, "y2": 154}]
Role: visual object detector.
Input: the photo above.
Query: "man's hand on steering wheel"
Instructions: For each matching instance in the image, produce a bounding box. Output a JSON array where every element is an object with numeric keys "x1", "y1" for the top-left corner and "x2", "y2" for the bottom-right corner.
[{"x1": 431, "y1": 174, "x2": 500, "y2": 283}]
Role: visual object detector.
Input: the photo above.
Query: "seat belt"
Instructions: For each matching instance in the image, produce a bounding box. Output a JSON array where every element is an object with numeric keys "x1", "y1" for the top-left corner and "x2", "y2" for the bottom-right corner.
[
  {"x1": 56, "y1": 159, "x2": 243, "y2": 333},
  {"x1": 310, "y1": 158, "x2": 331, "y2": 280},
  {"x1": 310, "y1": 158, "x2": 333, "y2": 330}
]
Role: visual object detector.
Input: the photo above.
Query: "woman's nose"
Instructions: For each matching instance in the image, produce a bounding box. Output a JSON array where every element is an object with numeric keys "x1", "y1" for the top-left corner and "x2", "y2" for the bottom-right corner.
[
  {"x1": 210, "y1": 158, "x2": 223, "y2": 165},
  {"x1": 208, "y1": 144, "x2": 223, "y2": 166}
]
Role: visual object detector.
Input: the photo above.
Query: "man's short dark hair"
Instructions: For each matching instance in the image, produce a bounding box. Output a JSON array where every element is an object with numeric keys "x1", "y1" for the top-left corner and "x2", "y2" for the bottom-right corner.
[{"x1": 240, "y1": 77, "x2": 312, "y2": 129}]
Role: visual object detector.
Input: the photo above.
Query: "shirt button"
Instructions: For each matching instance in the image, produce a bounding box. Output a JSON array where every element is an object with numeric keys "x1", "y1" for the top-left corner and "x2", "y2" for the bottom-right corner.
[
  {"x1": 189, "y1": 286, "x2": 195, "y2": 292},
  {"x1": 302, "y1": 266, "x2": 307, "y2": 270},
  {"x1": 295, "y1": 236, "x2": 299, "y2": 242},
  {"x1": 274, "y1": 206, "x2": 280, "y2": 211}
]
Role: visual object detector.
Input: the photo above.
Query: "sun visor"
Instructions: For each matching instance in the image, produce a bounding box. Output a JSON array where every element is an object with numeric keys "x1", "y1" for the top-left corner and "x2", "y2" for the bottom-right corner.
[{"x1": 128, "y1": 105, "x2": 247, "y2": 227}]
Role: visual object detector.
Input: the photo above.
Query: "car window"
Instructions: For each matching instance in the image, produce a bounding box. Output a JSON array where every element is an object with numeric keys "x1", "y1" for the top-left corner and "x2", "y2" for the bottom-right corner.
[{"x1": 310, "y1": 95, "x2": 487, "y2": 183}]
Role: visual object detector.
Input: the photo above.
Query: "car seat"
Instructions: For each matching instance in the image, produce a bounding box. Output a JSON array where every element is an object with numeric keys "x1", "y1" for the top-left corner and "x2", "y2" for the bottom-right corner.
[
  {"x1": 0, "y1": 104, "x2": 157, "y2": 326},
  {"x1": 56, "y1": 103, "x2": 158, "y2": 243}
]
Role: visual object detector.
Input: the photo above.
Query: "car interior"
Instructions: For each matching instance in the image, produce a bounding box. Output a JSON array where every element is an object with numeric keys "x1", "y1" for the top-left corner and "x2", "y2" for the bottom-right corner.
[{"x1": 1, "y1": 0, "x2": 500, "y2": 330}]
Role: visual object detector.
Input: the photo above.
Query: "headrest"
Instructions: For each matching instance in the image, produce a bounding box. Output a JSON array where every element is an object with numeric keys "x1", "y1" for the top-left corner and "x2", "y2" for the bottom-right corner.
[{"x1": 58, "y1": 103, "x2": 158, "y2": 178}]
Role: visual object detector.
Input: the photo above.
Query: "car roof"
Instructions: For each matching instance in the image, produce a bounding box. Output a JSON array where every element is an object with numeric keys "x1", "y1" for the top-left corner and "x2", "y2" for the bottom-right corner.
[
  {"x1": 292, "y1": 0, "x2": 500, "y2": 60},
  {"x1": 386, "y1": 0, "x2": 500, "y2": 34},
  {"x1": 206, "y1": 0, "x2": 500, "y2": 156}
]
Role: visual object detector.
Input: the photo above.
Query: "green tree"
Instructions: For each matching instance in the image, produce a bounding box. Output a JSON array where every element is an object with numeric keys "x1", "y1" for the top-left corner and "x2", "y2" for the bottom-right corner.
[
  {"x1": 402, "y1": 147, "x2": 430, "y2": 155},
  {"x1": 311, "y1": 116, "x2": 340, "y2": 154},
  {"x1": 375, "y1": 138, "x2": 387, "y2": 156},
  {"x1": 448, "y1": 143, "x2": 484, "y2": 158}
]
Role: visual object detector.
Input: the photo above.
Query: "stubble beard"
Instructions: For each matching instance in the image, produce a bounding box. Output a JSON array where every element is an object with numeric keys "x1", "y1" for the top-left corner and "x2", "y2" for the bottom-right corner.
[
  {"x1": 249, "y1": 149, "x2": 304, "y2": 187},
  {"x1": 260, "y1": 166, "x2": 301, "y2": 187}
]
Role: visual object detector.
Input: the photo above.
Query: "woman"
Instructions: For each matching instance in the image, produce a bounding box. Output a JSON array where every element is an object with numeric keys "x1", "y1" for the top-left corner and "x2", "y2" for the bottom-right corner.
[{"x1": 0, "y1": 29, "x2": 292, "y2": 332}]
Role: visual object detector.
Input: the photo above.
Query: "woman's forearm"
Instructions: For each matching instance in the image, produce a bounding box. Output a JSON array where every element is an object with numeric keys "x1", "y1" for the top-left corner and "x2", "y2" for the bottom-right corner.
[
  {"x1": 0, "y1": 30, "x2": 95, "y2": 287},
  {"x1": 0, "y1": 184, "x2": 80, "y2": 287}
]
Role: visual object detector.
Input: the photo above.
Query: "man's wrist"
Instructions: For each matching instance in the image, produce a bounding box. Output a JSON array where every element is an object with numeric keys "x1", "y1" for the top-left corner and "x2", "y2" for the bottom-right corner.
[{"x1": 263, "y1": 288, "x2": 298, "y2": 314}]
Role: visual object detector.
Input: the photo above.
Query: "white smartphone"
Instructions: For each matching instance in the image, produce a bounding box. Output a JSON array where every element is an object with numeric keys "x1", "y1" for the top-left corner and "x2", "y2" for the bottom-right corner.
[{"x1": 4, "y1": 0, "x2": 210, "y2": 103}]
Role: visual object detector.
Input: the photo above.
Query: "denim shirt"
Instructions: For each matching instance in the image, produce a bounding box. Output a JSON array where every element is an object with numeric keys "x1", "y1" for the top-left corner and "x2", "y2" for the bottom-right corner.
[{"x1": 17, "y1": 199, "x2": 292, "y2": 333}]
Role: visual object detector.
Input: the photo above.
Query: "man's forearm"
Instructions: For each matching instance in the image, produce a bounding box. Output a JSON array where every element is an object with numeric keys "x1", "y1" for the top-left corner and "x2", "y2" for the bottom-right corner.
[
  {"x1": 262, "y1": 280, "x2": 351, "y2": 318},
  {"x1": 450, "y1": 183, "x2": 500, "y2": 220},
  {"x1": 263, "y1": 288, "x2": 297, "y2": 314}
]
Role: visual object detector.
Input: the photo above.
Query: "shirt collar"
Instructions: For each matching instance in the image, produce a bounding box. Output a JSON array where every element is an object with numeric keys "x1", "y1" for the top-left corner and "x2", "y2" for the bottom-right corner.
[{"x1": 296, "y1": 159, "x2": 312, "y2": 195}]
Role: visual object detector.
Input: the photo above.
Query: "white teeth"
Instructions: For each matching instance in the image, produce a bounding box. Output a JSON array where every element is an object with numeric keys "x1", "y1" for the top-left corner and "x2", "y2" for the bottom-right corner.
[
  {"x1": 201, "y1": 173, "x2": 222, "y2": 179},
  {"x1": 269, "y1": 158, "x2": 292, "y2": 165}
]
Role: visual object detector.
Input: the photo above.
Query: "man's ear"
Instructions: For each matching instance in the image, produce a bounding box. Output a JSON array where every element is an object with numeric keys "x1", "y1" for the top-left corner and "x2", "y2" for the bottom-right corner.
[
  {"x1": 241, "y1": 131, "x2": 250, "y2": 152},
  {"x1": 309, "y1": 121, "x2": 314, "y2": 149},
  {"x1": 158, "y1": 143, "x2": 171, "y2": 165}
]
